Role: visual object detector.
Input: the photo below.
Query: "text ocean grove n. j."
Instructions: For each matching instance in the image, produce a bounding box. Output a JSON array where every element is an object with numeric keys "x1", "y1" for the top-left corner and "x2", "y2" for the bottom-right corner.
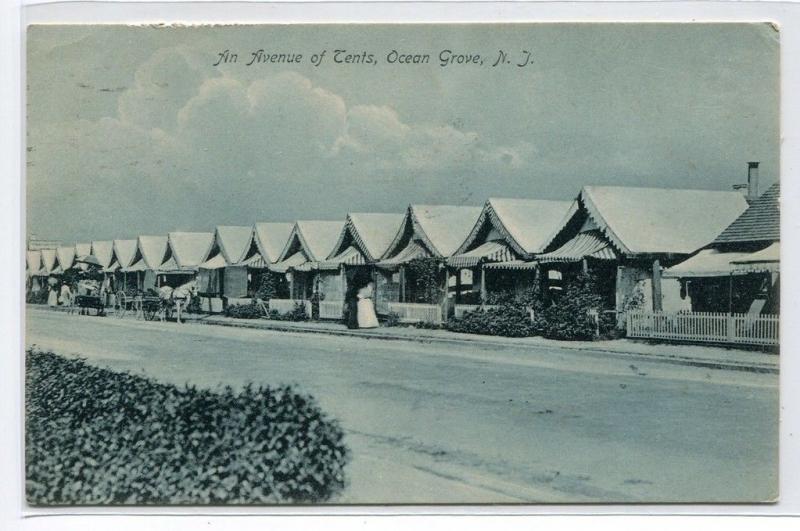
[{"x1": 213, "y1": 49, "x2": 534, "y2": 68}]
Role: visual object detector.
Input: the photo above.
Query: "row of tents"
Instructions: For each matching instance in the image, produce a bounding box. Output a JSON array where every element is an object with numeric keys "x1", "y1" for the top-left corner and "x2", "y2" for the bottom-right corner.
[{"x1": 26, "y1": 178, "x2": 780, "y2": 325}]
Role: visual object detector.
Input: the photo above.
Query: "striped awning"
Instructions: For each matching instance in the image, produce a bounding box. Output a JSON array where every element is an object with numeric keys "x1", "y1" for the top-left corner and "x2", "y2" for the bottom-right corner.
[
  {"x1": 321, "y1": 246, "x2": 366, "y2": 269},
  {"x1": 730, "y1": 242, "x2": 779, "y2": 274},
  {"x1": 483, "y1": 260, "x2": 539, "y2": 271},
  {"x1": 447, "y1": 240, "x2": 515, "y2": 268},
  {"x1": 269, "y1": 252, "x2": 307, "y2": 273},
  {"x1": 238, "y1": 253, "x2": 267, "y2": 269},
  {"x1": 537, "y1": 230, "x2": 617, "y2": 263},
  {"x1": 377, "y1": 241, "x2": 428, "y2": 268},
  {"x1": 199, "y1": 253, "x2": 227, "y2": 270}
]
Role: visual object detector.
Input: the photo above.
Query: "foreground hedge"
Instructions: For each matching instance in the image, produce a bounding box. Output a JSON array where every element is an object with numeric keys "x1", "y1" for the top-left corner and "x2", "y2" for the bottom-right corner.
[{"x1": 26, "y1": 349, "x2": 349, "y2": 505}]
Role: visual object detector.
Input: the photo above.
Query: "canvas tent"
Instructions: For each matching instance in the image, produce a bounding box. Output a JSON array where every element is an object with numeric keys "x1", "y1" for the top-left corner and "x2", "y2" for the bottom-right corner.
[
  {"x1": 26, "y1": 250, "x2": 45, "y2": 294},
  {"x1": 539, "y1": 185, "x2": 749, "y2": 316},
  {"x1": 55, "y1": 246, "x2": 76, "y2": 273},
  {"x1": 311, "y1": 213, "x2": 405, "y2": 316},
  {"x1": 447, "y1": 198, "x2": 573, "y2": 306},
  {"x1": 123, "y1": 235, "x2": 168, "y2": 292},
  {"x1": 269, "y1": 220, "x2": 344, "y2": 303},
  {"x1": 40, "y1": 248, "x2": 58, "y2": 276},
  {"x1": 376, "y1": 204, "x2": 481, "y2": 321},
  {"x1": 109, "y1": 239, "x2": 138, "y2": 290},
  {"x1": 90, "y1": 241, "x2": 114, "y2": 271},
  {"x1": 239, "y1": 222, "x2": 295, "y2": 269},
  {"x1": 198, "y1": 226, "x2": 253, "y2": 300},
  {"x1": 155, "y1": 231, "x2": 214, "y2": 289},
  {"x1": 27, "y1": 250, "x2": 44, "y2": 277}
]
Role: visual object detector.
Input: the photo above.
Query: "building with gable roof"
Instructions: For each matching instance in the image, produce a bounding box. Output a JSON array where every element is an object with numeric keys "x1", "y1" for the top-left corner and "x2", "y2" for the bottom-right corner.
[
  {"x1": 122, "y1": 235, "x2": 168, "y2": 292},
  {"x1": 538, "y1": 185, "x2": 748, "y2": 320},
  {"x1": 376, "y1": 204, "x2": 482, "y2": 323},
  {"x1": 267, "y1": 220, "x2": 344, "y2": 315},
  {"x1": 313, "y1": 212, "x2": 405, "y2": 318},
  {"x1": 197, "y1": 226, "x2": 254, "y2": 307},
  {"x1": 664, "y1": 182, "x2": 779, "y2": 314},
  {"x1": 447, "y1": 198, "x2": 573, "y2": 312}
]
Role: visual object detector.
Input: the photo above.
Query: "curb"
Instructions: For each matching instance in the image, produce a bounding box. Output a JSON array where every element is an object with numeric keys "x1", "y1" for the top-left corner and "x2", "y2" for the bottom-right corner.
[
  {"x1": 191, "y1": 316, "x2": 778, "y2": 375},
  {"x1": 29, "y1": 305, "x2": 778, "y2": 375}
]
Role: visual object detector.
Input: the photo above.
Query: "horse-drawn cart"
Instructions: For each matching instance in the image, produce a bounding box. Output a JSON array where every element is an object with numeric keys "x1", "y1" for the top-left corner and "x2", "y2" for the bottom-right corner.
[
  {"x1": 115, "y1": 292, "x2": 164, "y2": 321},
  {"x1": 73, "y1": 294, "x2": 106, "y2": 316}
]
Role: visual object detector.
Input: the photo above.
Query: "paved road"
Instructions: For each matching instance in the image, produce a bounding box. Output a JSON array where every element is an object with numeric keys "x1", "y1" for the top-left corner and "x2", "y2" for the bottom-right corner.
[{"x1": 26, "y1": 308, "x2": 778, "y2": 504}]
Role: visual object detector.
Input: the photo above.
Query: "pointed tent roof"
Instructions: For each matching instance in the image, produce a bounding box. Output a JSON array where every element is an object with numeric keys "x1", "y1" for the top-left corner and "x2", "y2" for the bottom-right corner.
[
  {"x1": 90, "y1": 241, "x2": 114, "y2": 269},
  {"x1": 75, "y1": 242, "x2": 92, "y2": 258},
  {"x1": 542, "y1": 186, "x2": 749, "y2": 257},
  {"x1": 213, "y1": 226, "x2": 253, "y2": 265},
  {"x1": 455, "y1": 198, "x2": 574, "y2": 259},
  {"x1": 111, "y1": 239, "x2": 138, "y2": 270},
  {"x1": 129, "y1": 235, "x2": 168, "y2": 271},
  {"x1": 277, "y1": 220, "x2": 345, "y2": 263},
  {"x1": 27, "y1": 250, "x2": 43, "y2": 276},
  {"x1": 250, "y1": 222, "x2": 295, "y2": 265},
  {"x1": 55, "y1": 246, "x2": 76, "y2": 271},
  {"x1": 382, "y1": 204, "x2": 482, "y2": 260},
  {"x1": 40, "y1": 249, "x2": 57, "y2": 274},
  {"x1": 166, "y1": 232, "x2": 215, "y2": 271},
  {"x1": 328, "y1": 213, "x2": 405, "y2": 262},
  {"x1": 712, "y1": 183, "x2": 780, "y2": 245}
]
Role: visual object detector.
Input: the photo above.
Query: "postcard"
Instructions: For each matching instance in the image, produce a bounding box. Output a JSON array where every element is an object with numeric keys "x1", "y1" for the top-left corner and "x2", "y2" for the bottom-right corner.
[{"x1": 24, "y1": 22, "x2": 779, "y2": 505}]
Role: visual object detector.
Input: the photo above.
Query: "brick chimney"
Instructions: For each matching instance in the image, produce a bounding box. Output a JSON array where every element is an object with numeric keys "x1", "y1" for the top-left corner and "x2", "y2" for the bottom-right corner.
[{"x1": 747, "y1": 161, "x2": 760, "y2": 201}]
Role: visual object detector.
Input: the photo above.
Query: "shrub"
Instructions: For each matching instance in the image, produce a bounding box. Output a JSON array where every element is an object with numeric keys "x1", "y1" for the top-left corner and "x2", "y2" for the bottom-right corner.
[
  {"x1": 224, "y1": 302, "x2": 262, "y2": 319},
  {"x1": 25, "y1": 349, "x2": 349, "y2": 505},
  {"x1": 405, "y1": 257, "x2": 443, "y2": 304},
  {"x1": 539, "y1": 272, "x2": 605, "y2": 341},
  {"x1": 446, "y1": 306, "x2": 536, "y2": 337},
  {"x1": 266, "y1": 303, "x2": 309, "y2": 322}
]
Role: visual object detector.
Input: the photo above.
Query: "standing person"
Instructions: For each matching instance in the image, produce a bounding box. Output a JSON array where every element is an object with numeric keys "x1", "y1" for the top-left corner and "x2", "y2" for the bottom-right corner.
[
  {"x1": 59, "y1": 282, "x2": 73, "y2": 308},
  {"x1": 343, "y1": 282, "x2": 359, "y2": 329},
  {"x1": 46, "y1": 282, "x2": 58, "y2": 307},
  {"x1": 357, "y1": 281, "x2": 379, "y2": 329}
]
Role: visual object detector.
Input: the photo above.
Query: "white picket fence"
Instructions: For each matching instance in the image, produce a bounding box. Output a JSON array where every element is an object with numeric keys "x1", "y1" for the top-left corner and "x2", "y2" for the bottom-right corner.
[
  {"x1": 387, "y1": 302, "x2": 443, "y2": 324},
  {"x1": 626, "y1": 311, "x2": 779, "y2": 346},
  {"x1": 268, "y1": 298, "x2": 312, "y2": 317},
  {"x1": 453, "y1": 304, "x2": 499, "y2": 318},
  {"x1": 319, "y1": 300, "x2": 344, "y2": 320}
]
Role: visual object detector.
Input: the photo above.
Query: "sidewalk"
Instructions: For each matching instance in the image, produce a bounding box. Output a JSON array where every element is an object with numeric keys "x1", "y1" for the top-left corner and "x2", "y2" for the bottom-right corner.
[
  {"x1": 29, "y1": 304, "x2": 778, "y2": 374},
  {"x1": 180, "y1": 311, "x2": 778, "y2": 374}
]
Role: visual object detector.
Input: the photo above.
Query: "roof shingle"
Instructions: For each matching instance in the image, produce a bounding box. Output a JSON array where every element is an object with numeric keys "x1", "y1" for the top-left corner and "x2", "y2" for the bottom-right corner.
[{"x1": 713, "y1": 183, "x2": 780, "y2": 244}]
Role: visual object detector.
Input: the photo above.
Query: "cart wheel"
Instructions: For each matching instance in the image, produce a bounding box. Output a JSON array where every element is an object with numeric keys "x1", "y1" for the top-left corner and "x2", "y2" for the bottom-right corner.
[{"x1": 144, "y1": 304, "x2": 158, "y2": 321}]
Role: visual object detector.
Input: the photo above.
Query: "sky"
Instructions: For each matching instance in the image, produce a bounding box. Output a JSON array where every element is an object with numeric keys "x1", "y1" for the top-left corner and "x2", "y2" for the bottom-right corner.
[{"x1": 26, "y1": 23, "x2": 779, "y2": 244}]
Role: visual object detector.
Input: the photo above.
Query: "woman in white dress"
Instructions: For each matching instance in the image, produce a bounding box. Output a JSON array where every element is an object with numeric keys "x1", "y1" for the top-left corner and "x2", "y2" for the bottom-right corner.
[
  {"x1": 59, "y1": 282, "x2": 73, "y2": 307},
  {"x1": 46, "y1": 283, "x2": 58, "y2": 307},
  {"x1": 356, "y1": 281, "x2": 379, "y2": 329}
]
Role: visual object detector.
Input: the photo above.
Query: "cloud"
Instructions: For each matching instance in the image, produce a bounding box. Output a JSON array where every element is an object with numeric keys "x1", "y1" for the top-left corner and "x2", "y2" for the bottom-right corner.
[{"x1": 28, "y1": 47, "x2": 533, "y2": 240}]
